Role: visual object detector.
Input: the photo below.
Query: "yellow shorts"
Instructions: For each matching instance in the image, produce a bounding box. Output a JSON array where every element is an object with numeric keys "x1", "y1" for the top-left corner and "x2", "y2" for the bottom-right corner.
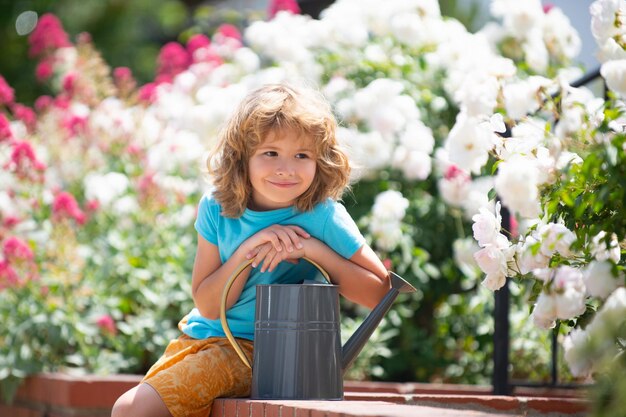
[{"x1": 142, "y1": 330, "x2": 254, "y2": 417}]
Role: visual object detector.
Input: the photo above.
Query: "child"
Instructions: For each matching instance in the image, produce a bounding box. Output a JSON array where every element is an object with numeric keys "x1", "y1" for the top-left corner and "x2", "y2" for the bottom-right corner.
[{"x1": 111, "y1": 84, "x2": 390, "y2": 417}]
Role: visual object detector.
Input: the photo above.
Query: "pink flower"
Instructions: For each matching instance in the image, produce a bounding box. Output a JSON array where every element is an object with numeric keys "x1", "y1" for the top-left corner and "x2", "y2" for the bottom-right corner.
[
  {"x1": 34, "y1": 95, "x2": 53, "y2": 112},
  {"x1": 11, "y1": 104, "x2": 37, "y2": 132},
  {"x1": 382, "y1": 258, "x2": 393, "y2": 270},
  {"x1": 62, "y1": 72, "x2": 77, "y2": 95},
  {"x1": 3, "y1": 216, "x2": 21, "y2": 229},
  {"x1": 444, "y1": 165, "x2": 470, "y2": 181},
  {"x1": 62, "y1": 114, "x2": 88, "y2": 137},
  {"x1": 96, "y1": 314, "x2": 117, "y2": 335},
  {"x1": 543, "y1": 4, "x2": 555, "y2": 13},
  {"x1": 28, "y1": 14, "x2": 71, "y2": 57},
  {"x1": 216, "y1": 24, "x2": 242, "y2": 41},
  {"x1": 3, "y1": 236, "x2": 34, "y2": 261},
  {"x1": 0, "y1": 75, "x2": 15, "y2": 106},
  {"x1": 156, "y1": 42, "x2": 191, "y2": 83},
  {"x1": 7, "y1": 140, "x2": 46, "y2": 176},
  {"x1": 52, "y1": 191, "x2": 86, "y2": 225},
  {"x1": 138, "y1": 83, "x2": 158, "y2": 103},
  {"x1": 113, "y1": 66, "x2": 134, "y2": 87},
  {"x1": 187, "y1": 34, "x2": 211, "y2": 57},
  {"x1": 0, "y1": 113, "x2": 13, "y2": 142},
  {"x1": 86, "y1": 199, "x2": 100, "y2": 212},
  {"x1": 54, "y1": 96, "x2": 71, "y2": 110},
  {"x1": 35, "y1": 60, "x2": 54, "y2": 81},
  {"x1": 267, "y1": 0, "x2": 301, "y2": 19}
]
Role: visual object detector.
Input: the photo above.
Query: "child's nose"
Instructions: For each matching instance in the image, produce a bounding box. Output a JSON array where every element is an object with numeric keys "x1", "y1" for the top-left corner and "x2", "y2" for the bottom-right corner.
[{"x1": 275, "y1": 159, "x2": 295, "y2": 176}]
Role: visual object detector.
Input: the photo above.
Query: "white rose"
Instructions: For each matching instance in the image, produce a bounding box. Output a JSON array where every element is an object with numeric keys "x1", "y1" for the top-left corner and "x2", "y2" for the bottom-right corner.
[
  {"x1": 438, "y1": 176, "x2": 470, "y2": 207},
  {"x1": 555, "y1": 286, "x2": 587, "y2": 321},
  {"x1": 590, "y1": 231, "x2": 621, "y2": 263},
  {"x1": 597, "y1": 287, "x2": 626, "y2": 322},
  {"x1": 531, "y1": 293, "x2": 556, "y2": 329},
  {"x1": 455, "y1": 72, "x2": 499, "y2": 117},
  {"x1": 84, "y1": 172, "x2": 130, "y2": 206},
  {"x1": 393, "y1": 149, "x2": 432, "y2": 180},
  {"x1": 518, "y1": 235, "x2": 550, "y2": 275},
  {"x1": 399, "y1": 120, "x2": 435, "y2": 154},
  {"x1": 369, "y1": 218, "x2": 404, "y2": 252},
  {"x1": 482, "y1": 271, "x2": 507, "y2": 291},
  {"x1": 372, "y1": 190, "x2": 409, "y2": 222},
  {"x1": 523, "y1": 30, "x2": 549, "y2": 73},
  {"x1": 494, "y1": 156, "x2": 541, "y2": 218},
  {"x1": 445, "y1": 112, "x2": 495, "y2": 174},
  {"x1": 563, "y1": 328, "x2": 592, "y2": 377},
  {"x1": 538, "y1": 223, "x2": 576, "y2": 258},
  {"x1": 583, "y1": 261, "x2": 623, "y2": 299},
  {"x1": 590, "y1": 0, "x2": 622, "y2": 41},
  {"x1": 472, "y1": 202, "x2": 507, "y2": 248},
  {"x1": 474, "y1": 245, "x2": 508, "y2": 277},
  {"x1": 502, "y1": 76, "x2": 552, "y2": 120},
  {"x1": 601, "y1": 60, "x2": 626, "y2": 96}
]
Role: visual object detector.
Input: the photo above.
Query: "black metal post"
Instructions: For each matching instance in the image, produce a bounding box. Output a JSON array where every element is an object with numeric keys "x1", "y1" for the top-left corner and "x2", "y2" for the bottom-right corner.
[
  {"x1": 492, "y1": 255, "x2": 510, "y2": 395},
  {"x1": 551, "y1": 329, "x2": 558, "y2": 386}
]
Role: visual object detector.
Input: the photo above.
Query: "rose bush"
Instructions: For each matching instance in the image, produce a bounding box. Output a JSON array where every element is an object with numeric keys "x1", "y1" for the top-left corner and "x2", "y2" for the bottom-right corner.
[
  {"x1": 464, "y1": 0, "x2": 626, "y2": 413},
  {"x1": 0, "y1": 0, "x2": 589, "y2": 401}
]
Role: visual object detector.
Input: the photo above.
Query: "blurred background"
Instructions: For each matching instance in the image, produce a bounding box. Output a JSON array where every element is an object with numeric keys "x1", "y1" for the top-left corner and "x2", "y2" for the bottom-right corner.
[{"x1": 0, "y1": 0, "x2": 598, "y2": 105}]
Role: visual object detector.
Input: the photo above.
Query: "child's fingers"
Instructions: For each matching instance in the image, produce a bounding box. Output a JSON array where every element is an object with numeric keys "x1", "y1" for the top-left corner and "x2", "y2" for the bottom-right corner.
[
  {"x1": 268, "y1": 233, "x2": 282, "y2": 252},
  {"x1": 283, "y1": 227, "x2": 305, "y2": 249},
  {"x1": 274, "y1": 229, "x2": 295, "y2": 252},
  {"x1": 251, "y1": 243, "x2": 273, "y2": 268},
  {"x1": 261, "y1": 249, "x2": 282, "y2": 273},
  {"x1": 287, "y1": 225, "x2": 310, "y2": 238},
  {"x1": 246, "y1": 246, "x2": 261, "y2": 259}
]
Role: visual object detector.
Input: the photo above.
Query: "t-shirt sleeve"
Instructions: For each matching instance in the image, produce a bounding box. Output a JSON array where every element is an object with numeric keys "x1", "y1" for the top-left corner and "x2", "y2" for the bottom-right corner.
[
  {"x1": 322, "y1": 202, "x2": 366, "y2": 259},
  {"x1": 194, "y1": 194, "x2": 219, "y2": 245}
]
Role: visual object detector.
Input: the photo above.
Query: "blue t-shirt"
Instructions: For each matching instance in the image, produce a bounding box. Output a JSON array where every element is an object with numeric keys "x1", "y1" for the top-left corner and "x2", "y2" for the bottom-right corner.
[{"x1": 181, "y1": 193, "x2": 366, "y2": 341}]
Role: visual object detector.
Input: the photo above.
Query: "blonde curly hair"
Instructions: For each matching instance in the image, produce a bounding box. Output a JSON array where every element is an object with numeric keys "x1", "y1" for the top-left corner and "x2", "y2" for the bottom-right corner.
[{"x1": 208, "y1": 83, "x2": 351, "y2": 218}]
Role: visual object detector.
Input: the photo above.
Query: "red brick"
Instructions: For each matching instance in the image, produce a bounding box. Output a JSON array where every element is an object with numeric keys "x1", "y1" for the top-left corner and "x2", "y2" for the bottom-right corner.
[
  {"x1": 295, "y1": 407, "x2": 310, "y2": 417},
  {"x1": 264, "y1": 402, "x2": 282, "y2": 417},
  {"x1": 524, "y1": 397, "x2": 588, "y2": 414},
  {"x1": 15, "y1": 373, "x2": 142, "y2": 409},
  {"x1": 344, "y1": 392, "x2": 411, "y2": 403},
  {"x1": 250, "y1": 401, "x2": 265, "y2": 417},
  {"x1": 211, "y1": 398, "x2": 225, "y2": 417},
  {"x1": 410, "y1": 394, "x2": 521, "y2": 411},
  {"x1": 0, "y1": 403, "x2": 44, "y2": 417},
  {"x1": 223, "y1": 399, "x2": 238, "y2": 416},
  {"x1": 237, "y1": 399, "x2": 251, "y2": 416}
]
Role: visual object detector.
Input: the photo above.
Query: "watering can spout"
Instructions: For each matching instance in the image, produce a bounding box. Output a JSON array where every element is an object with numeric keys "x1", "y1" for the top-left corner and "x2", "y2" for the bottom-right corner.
[{"x1": 341, "y1": 272, "x2": 416, "y2": 374}]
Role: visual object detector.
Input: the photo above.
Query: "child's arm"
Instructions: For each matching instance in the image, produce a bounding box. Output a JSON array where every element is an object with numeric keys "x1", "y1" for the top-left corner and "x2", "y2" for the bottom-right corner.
[
  {"x1": 249, "y1": 238, "x2": 390, "y2": 309},
  {"x1": 191, "y1": 225, "x2": 310, "y2": 319},
  {"x1": 304, "y1": 238, "x2": 390, "y2": 309}
]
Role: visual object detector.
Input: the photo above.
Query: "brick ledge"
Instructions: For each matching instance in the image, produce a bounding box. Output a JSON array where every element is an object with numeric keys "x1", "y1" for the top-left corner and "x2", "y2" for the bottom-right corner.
[{"x1": 1, "y1": 373, "x2": 587, "y2": 417}]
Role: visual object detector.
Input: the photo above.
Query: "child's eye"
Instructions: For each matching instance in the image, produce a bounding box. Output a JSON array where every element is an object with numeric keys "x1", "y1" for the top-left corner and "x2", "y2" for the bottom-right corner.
[
  {"x1": 295, "y1": 153, "x2": 311, "y2": 159},
  {"x1": 263, "y1": 151, "x2": 278, "y2": 157}
]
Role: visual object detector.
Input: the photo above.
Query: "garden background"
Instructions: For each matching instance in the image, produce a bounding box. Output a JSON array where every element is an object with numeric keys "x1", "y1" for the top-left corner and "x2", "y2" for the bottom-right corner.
[{"x1": 1, "y1": 0, "x2": 625, "y2": 415}]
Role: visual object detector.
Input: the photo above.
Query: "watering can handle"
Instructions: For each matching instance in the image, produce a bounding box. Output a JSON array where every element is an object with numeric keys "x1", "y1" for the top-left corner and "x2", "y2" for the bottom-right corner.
[{"x1": 220, "y1": 256, "x2": 331, "y2": 369}]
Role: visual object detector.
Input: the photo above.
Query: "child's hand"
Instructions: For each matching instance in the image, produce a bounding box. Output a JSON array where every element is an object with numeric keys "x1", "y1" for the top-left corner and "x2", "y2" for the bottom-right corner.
[
  {"x1": 242, "y1": 225, "x2": 309, "y2": 268},
  {"x1": 247, "y1": 241, "x2": 306, "y2": 272}
]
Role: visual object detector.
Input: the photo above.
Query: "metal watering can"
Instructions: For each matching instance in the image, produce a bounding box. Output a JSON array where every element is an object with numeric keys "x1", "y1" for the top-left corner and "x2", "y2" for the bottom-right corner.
[{"x1": 220, "y1": 257, "x2": 416, "y2": 400}]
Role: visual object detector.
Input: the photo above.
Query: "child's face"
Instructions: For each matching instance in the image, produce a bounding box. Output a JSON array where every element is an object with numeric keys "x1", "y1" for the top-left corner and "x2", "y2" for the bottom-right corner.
[{"x1": 248, "y1": 127, "x2": 317, "y2": 211}]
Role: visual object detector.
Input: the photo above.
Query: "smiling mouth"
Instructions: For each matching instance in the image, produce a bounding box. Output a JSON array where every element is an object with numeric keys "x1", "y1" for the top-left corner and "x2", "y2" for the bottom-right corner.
[{"x1": 268, "y1": 180, "x2": 299, "y2": 187}]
